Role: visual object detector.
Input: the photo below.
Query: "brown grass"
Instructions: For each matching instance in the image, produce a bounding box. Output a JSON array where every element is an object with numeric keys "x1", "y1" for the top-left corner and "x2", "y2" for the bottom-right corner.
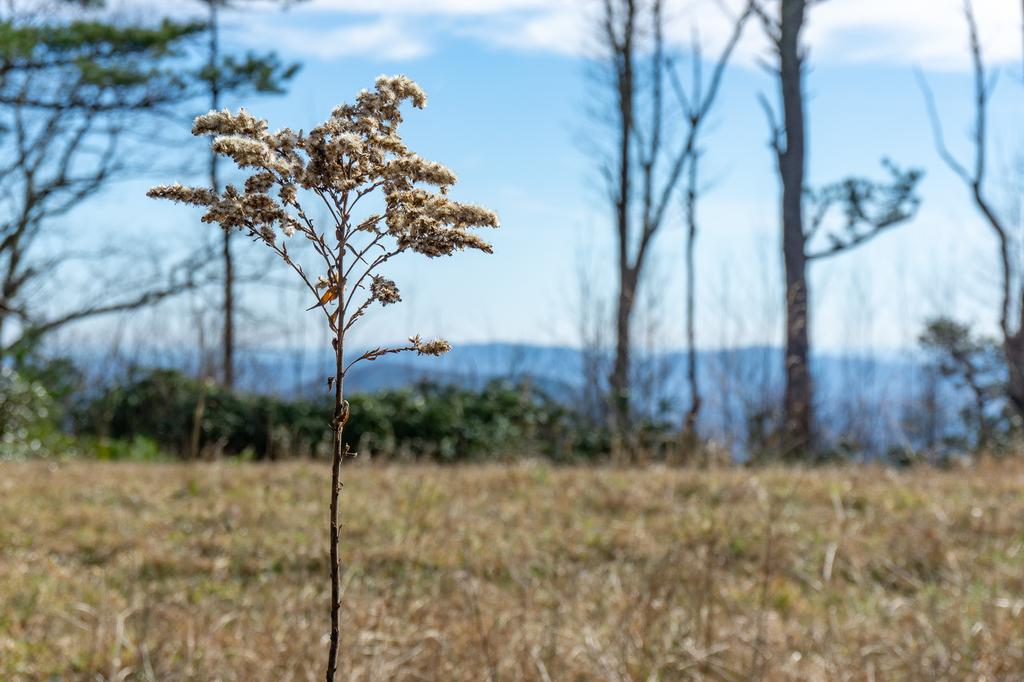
[{"x1": 2, "y1": 459, "x2": 1024, "y2": 680}]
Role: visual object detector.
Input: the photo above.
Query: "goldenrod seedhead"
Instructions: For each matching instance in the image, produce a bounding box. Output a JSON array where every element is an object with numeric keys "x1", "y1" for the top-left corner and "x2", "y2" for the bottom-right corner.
[{"x1": 149, "y1": 75, "x2": 494, "y2": 368}]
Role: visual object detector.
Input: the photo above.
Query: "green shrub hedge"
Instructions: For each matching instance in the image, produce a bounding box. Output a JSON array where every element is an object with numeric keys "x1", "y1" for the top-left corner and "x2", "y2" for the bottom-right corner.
[{"x1": 73, "y1": 368, "x2": 610, "y2": 462}]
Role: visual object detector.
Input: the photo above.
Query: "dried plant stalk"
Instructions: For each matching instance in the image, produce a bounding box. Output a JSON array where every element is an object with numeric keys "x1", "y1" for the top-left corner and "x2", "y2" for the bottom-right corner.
[{"x1": 148, "y1": 75, "x2": 499, "y2": 680}]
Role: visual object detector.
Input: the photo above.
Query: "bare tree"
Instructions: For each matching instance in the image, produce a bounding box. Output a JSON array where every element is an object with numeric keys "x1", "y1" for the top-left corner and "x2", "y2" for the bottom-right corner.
[
  {"x1": 918, "y1": 0, "x2": 1024, "y2": 426},
  {"x1": 595, "y1": 0, "x2": 655, "y2": 433},
  {"x1": 594, "y1": 0, "x2": 750, "y2": 435},
  {"x1": 755, "y1": 0, "x2": 922, "y2": 457},
  {"x1": 666, "y1": 2, "x2": 753, "y2": 444},
  {"x1": 196, "y1": 0, "x2": 300, "y2": 388},
  {"x1": 0, "y1": 3, "x2": 213, "y2": 358}
]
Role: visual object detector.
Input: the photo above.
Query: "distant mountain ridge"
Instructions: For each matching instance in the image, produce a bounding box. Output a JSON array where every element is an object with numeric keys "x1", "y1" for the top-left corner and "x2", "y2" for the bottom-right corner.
[
  {"x1": 231, "y1": 342, "x2": 920, "y2": 396},
  {"x1": 255, "y1": 343, "x2": 961, "y2": 454},
  {"x1": 66, "y1": 342, "x2": 963, "y2": 455}
]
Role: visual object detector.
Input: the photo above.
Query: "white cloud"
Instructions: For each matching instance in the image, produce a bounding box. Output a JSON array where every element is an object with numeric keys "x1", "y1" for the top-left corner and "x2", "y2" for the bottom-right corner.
[
  {"x1": 205, "y1": 0, "x2": 1024, "y2": 69},
  {"x1": 294, "y1": 0, "x2": 557, "y2": 15},
  {"x1": 239, "y1": 15, "x2": 431, "y2": 61},
  {"x1": 807, "y1": 0, "x2": 1021, "y2": 70},
  {"x1": 472, "y1": 3, "x2": 587, "y2": 56}
]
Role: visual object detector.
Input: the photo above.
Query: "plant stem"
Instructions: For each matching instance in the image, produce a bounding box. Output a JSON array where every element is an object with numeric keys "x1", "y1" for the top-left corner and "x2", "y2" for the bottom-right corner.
[{"x1": 326, "y1": 332, "x2": 345, "y2": 681}]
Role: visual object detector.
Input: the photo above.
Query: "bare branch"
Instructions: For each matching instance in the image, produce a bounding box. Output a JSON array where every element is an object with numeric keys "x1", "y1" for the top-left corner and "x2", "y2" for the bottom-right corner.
[
  {"x1": 757, "y1": 92, "x2": 784, "y2": 156},
  {"x1": 3, "y1": 251, "x2": 215, "y2": 354},
  {"x1": 917, "y1": 0, "x2": 1014, "y2": 337}
]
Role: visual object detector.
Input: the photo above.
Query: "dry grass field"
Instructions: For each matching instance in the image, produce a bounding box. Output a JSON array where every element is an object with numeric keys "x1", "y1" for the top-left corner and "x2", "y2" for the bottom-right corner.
[{"x1": 2, "y1": 460, "x2": 1024, "y2": 681}]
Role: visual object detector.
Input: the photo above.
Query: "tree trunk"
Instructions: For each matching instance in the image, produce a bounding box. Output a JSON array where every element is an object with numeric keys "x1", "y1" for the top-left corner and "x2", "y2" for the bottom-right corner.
[
  {"x1": 683, "y1": 156, "x2": 701, "y2": 443},
  {"x1": 610, "y1": 265, "x2": 638, "y2": 432},
  {"x1": 1006, "y1": 205, "x2": 1024, "y2": 423},
  {"x1": 607, "y1": 0, "x2": 635, "y2": 436},
  {"x1": 1005, "y1": 331, "x2": 1024, "y2": 421},
  {"x1": 208, "y1": 0, "x2": 235, "y2": 389},
  {"x1": 778, "y1": 0, "x2": 812, "y2": 456},
  {"x1": 782, "y1": 249, "x2": 811, "y2": 454}
]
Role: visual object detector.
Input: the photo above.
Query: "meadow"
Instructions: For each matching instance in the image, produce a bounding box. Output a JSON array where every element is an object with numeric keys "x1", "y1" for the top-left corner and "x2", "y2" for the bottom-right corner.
[{"x1": 2, "y1": 459, "x2": 1024, "y2": 681}]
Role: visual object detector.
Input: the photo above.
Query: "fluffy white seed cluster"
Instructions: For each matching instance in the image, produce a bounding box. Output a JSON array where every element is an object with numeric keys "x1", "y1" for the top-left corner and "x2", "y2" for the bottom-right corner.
[
  {"x1": 370, "y1": 276, "x2": 401, "y2": 306},
  {"x1": 148, "y1": 75, "x2": 499, "y2": 364},
  {"x1": 410, "y1": 336, "x2": 452, "y2": 357},
  {"x1": 148, "y1": 75, "x2": 498, "y2": 255}
]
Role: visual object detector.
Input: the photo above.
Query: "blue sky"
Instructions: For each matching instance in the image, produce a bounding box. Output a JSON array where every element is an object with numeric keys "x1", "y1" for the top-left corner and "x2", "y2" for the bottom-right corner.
[{"x1": 84, "y1": 0, "x2": 1024, "y2": 353}]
